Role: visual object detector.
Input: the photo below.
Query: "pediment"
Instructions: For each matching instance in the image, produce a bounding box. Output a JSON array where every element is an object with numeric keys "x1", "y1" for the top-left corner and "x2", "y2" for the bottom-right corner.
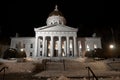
[{"x1": 34, "y1": 25, "x2": 78, "y2": 32}]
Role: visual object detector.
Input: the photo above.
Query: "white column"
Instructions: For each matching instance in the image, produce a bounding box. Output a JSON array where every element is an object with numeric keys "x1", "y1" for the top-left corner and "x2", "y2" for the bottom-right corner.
[
  {"x1": 74, "y1": 37, "x2": 77, "y2": 57},
  {"x1": 34, "y1": 36, "x2": 38, "y2": 57},
  {"x1": 45, "y1": 39, "x2": 47, "y2": 57},
  {"x1": 67, "y1": 37, "x2": 69, "y2": 57},
  {"x1": 37, "y1": 38, "x2": 40, "y2": 57},
  {"x1": 51, "y1": 36, "x2": 54, "y2": 57},
  {"x1": 64, "y1": 41, "x2": 67, "y2": 56},
  {"x1": 58, "y1": 36, "x2": 61, "y2": 57},
  {"x1": 78, "y1": 41, "x2": 82, "y2": 57},
  {"x1": 42, "y1": 36, "x2": 45, "y2": 57}
]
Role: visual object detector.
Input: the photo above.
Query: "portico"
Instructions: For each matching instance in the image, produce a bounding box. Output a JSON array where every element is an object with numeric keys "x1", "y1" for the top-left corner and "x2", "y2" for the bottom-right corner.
[{"x1": 34, "y1": 28, "x2": 78, "y2": 58}]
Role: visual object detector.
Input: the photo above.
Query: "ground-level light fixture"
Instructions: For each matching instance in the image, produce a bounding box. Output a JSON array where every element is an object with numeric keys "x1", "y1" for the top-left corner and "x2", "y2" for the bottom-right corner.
[{"x1": 20, "y1": 48, "x2": 24, "y2": 52}]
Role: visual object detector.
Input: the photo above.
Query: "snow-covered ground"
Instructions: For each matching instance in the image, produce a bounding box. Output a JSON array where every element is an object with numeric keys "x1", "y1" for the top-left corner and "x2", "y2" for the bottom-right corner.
[{"x1": 0, "y1": 58, "x2": 120, "y2": 80}]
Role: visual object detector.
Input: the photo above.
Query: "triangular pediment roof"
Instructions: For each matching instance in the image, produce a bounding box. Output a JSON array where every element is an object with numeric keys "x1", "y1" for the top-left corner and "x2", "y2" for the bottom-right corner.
[{"x1": 34, "y1": 24, "x2": 78, "y2": 32}]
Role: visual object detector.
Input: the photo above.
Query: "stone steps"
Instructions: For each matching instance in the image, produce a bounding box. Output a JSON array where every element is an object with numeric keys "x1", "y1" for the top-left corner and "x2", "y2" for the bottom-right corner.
[
  {"x1": 45, "y1": 60, "x2": 110, "y2": 71},
  {"x1": 35, "y1": 70, "x2": 120, "y2": 80},
  {"x1": 34, "y1": 60, "x2": 120, "y2": 80}
]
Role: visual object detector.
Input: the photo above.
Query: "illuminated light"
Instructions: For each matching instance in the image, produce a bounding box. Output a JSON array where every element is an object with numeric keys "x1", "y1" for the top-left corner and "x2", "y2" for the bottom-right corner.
[
  {"x1": 87, "y1": 48, "x2": 90, "y2": 51},
  {"x1": 20, "y1": 48, "x2": 24, "y2": 52},
  {"x1": 94, "y1": 44, "x2": 97, "y2": 49},
  {"x1": 48, "y1": 50, "x2": 51, "y2": 57},
  {"x1": 62, "y1": 42, "x2": 64, "y2": 49},
  {"x1": 62, "y1": 53, "x2": 65, "y2": 56},
  {"x1": 70, "y1": 43, "x2": 72, "y2": 48},
  {"x1": 26, "y1": 58, "x2": 32, "y2": 61},
  {"x1": 48, "y1": 42, "x2": 50, "y2": 49},
  {"x1": 55, "y1": 41, "x2": 58, "y2": 50},
  {"x1": 48, "y1": 53, "x2": 51, "y2": 57},
  {"x1": 79, "y1": 44, "x2": 82, "y2": 49},
  {"x1": 86, "y1": 45, "x2": 90, "y2": 51},
  {"x1": 109, "y1": 44, "x2": 115, "y2": 49},
  {"x1": 87, "y1": 45, "x2": 89, "y2": 48}
]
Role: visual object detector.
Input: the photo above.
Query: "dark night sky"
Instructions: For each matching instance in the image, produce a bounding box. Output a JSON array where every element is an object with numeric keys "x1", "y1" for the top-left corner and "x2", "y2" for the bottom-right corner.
[{"x1": 0, "y1": 0, "x2": 120, "y2": 44}]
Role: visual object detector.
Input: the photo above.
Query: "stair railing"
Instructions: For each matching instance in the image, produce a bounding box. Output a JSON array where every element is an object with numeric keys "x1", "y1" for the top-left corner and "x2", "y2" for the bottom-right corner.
[
  {"x1": 0, "y1": 66, "x2": 8, "y2": 80},
  {"x1": 86, "y1": 66, "x2": 98, "y2": 80}
]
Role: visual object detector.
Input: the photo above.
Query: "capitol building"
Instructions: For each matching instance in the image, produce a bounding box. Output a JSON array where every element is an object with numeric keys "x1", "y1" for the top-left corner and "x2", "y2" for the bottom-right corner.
[{"x1": 10, "y1": 6, "x2": 102, "y2": 59}]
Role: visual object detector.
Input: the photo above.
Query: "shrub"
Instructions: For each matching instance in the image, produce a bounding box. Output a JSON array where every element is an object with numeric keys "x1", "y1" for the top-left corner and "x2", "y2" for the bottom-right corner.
[{"x1": 3, "y1": 48, "x2": 18, "y2": 59}]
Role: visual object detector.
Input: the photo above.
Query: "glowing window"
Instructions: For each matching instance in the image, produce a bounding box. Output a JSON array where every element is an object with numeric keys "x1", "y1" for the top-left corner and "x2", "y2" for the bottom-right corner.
[
  {"x1": 79, "y1": 44, "x2": 82, "y2": 49},
  {"x1": 87, "y1": 45, "x2": 90, "y2": 51},
  {"x1": 70, "y1": 43, "x2": 72, "y2": 49},
  {"x1": 94, "y1": 44, "x2": 97, "y2": 49}
]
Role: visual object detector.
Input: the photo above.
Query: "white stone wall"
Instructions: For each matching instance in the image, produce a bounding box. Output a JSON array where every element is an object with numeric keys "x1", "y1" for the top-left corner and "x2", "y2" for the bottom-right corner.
[
  {"x1": 77, "y1": 37, "x2": 102, "y2": 57},
  {"x1": 10, "y1": 37, "x2": 35, "y2": 58},
  {"x1": 10, "y1": 37, "x2": 102, "y2": 58},
  {"x1": 85, "y1": 37, "x2": 102, "y2": 51}
]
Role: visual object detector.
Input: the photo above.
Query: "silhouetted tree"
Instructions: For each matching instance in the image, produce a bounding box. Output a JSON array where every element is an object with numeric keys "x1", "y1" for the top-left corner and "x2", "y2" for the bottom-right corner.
[
  {"x1": 3, "y1": 48, "x2": 18, "y2": 59},
  {"x1": 85, "y1": 48, "x2": 107, "y2": 58}
]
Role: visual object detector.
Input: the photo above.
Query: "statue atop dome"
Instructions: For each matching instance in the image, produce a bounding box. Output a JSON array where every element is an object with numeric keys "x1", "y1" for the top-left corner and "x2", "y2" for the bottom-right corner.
[
  {"x1": 46, "y1": 5, "x2": 66, "y2": 26},
  {"x1": 55, "y1": 5, "x2": 58, "y2": 11}
]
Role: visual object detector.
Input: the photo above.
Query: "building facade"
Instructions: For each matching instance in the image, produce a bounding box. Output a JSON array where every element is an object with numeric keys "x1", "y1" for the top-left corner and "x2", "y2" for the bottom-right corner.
[{"x1": 10, "y1": 6, "x2": 102, "y2": 59}]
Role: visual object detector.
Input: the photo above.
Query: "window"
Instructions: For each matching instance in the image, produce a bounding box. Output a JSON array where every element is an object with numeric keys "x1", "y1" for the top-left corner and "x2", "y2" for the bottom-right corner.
[
  {"x1": 30, "y1": 44, "x2": 33, "y2": 48},
  {"x1": 40, "y1": 44, "x2": 42, "y2": 48},
  {"x1": 54, "y1": 22, "x2": 58, "y2": 24},
  {"x1": 40, "y1": 51, "x2": 42, "y2": 56},
  {"x1": 30, "y1": 52, "x2": 32, "y2": 56},
  {"x1": 23, "y1": 44, "x2": 25, "y2": 48},
  {"x1": 69, "y1": 51, "x2": 72, "y2": 56},
  {"x1": 94, "y1": 44, "x2": 97, "y2": 49},
  {"x1": 15, "y1": 44, "x2": 18, "y2": 48},
  {"x1": 87, "y1": 44, "x2": 90, "y2": 51}
]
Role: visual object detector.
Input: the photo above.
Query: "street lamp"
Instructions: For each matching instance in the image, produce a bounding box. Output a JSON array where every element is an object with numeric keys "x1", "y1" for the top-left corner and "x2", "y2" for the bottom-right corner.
[{"x1": 109, "y1": 44, "x2": 115, "y2": 49}]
